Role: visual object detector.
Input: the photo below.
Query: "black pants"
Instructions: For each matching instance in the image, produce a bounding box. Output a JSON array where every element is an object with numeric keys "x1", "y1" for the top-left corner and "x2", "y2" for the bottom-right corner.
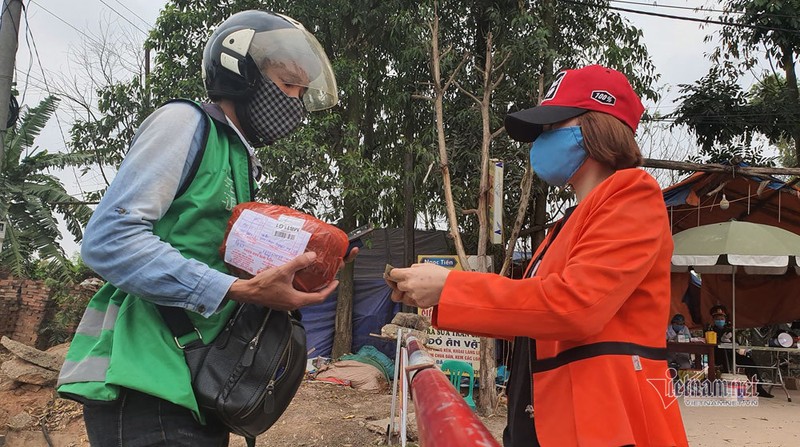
[
  {"x1": 83, "y1": 388, "x2": 229, "y2": 447},
  {"x1": 717, "y1": 349, "x2": 764, "y2": 380}
]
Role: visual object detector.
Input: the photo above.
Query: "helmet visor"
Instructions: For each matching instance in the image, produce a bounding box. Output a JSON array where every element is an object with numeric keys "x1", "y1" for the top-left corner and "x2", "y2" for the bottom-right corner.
[{"x1": 248, "y1": 27, "x2": 338, "y2": 112}]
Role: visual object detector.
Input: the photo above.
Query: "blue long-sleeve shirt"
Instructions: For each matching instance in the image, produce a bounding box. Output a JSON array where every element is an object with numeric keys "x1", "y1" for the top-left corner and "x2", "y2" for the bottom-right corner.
[{"x1": 81, "y1": 102, "x2": 252, "y2": 317}]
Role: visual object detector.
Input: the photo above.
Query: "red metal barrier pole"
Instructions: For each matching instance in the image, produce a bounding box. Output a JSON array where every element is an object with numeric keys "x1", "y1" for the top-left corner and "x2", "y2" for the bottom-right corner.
[{"x1": 405, "y1": 336, "x2": 500, "y2": 447}]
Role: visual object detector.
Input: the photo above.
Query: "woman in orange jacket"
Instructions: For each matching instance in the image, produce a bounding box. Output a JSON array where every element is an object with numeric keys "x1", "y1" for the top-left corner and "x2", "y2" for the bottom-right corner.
[{"x1": 387, "y1": 65, "x2": 688, "y2": 447}]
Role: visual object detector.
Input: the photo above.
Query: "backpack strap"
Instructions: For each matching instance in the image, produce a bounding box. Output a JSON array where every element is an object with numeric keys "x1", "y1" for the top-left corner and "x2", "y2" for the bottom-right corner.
[
  {"x1": 156, "y1": 304, "x2": 202, "y2": 349},
  {"x1": 162, "y1": 99, "x2": 211, "y2": 199}
]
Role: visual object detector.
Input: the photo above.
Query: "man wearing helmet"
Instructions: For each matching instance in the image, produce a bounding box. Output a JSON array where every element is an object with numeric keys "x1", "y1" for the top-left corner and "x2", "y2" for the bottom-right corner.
[
  {"x1": 204, "y1": 12, "x2": 337, "y2": 146},
  {"x1": 57, "y1": 11, "x2": 343, "y2": 446}
]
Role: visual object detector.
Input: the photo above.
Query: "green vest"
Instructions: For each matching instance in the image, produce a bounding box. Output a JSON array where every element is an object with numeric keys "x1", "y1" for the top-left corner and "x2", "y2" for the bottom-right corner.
[{"x1": 58, "y1": 101, "x2": 254, "y2": 418}]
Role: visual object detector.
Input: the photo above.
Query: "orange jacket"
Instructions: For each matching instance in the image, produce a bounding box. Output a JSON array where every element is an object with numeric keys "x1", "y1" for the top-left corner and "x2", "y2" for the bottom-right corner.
[{"x1": 433, "y1": 168, "x2": 688, "y2": 446}]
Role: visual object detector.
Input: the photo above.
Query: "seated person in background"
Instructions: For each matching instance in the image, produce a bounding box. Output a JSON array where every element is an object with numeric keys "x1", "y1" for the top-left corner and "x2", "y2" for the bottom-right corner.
[
  {"x1": 708, "y1": 305, "x2": 733, "y2": 346},
  {"x1": 667, "y1": 313, "x2": 691, "y2": 342},
  {"x1": 707, "y1": 305, "x2": 774, "y2": 398},
  {"x1": 666, "y1": 314, "x2": 692, "y2": 370}
]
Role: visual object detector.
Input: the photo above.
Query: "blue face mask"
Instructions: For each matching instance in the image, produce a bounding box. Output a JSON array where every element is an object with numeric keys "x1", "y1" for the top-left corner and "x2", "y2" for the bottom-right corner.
[
  {"x1": 529, "y1": 126, "x2": 589, "y2": 187},
  {"x1": 672, "y1": 324, "x2": 684, "y2": 333},
  {"x1": 714, "y1": 319, "x2": 726, "y2": 328}
]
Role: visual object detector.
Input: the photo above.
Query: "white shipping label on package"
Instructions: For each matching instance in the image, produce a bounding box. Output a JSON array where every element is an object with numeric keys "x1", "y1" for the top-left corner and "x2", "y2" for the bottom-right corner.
[{"x1": 224, "y1": 209, "x2": 312, "y2": 275}]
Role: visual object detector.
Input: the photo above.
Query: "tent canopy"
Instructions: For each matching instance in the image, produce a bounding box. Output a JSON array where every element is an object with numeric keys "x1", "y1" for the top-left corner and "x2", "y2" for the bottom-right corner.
[
  {"x1": 663, "y1": 169, "x2": 800, "y2": 328},
  {"x1": 671, "y1": 221, "x2": 800, "y2": 275},
  {"x1": 663, "y1": 167, "x2": 800, "y2": 235}
]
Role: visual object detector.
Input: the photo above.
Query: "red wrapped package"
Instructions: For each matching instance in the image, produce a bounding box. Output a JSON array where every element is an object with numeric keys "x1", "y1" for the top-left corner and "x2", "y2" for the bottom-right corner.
[{"x1": 220, "y1": 202, "x2": 348, "y2": 292}]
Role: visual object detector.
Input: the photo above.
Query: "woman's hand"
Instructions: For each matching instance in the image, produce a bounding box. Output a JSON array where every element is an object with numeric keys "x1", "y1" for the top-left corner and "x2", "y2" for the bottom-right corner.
[{"x1": 386, "y1": 263, "x2": 451, "y2": 308}]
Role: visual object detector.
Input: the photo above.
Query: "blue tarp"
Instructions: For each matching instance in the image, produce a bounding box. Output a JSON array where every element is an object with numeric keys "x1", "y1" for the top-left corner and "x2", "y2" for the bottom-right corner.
[
  {"x1": 301, "y1": 279, "x2": 401, "y2": 359},
  {"x1": 301, "y1": 228, "x2": 453, "y2": 360}
]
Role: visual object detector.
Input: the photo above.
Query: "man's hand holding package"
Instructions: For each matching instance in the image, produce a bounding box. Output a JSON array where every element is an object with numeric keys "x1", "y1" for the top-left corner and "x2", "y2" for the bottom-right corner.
[
  {"x1": 227, "y1": 252, "x2": 339, "y2": 310},
  {"x1": 386, "y1": 263, "x2": 450, "y2": 308}
]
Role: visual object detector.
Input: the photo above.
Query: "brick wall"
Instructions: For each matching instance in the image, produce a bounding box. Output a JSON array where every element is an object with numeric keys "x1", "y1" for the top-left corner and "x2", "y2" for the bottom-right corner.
[
  {"x1": 0, "y1": 279, "x2": 102, "y2": 349},
  {"x1": 0, "y1": 279, "x2": 52, "y2": 347},
  {"x1": 0, "y1": 280, "x2": 22, "y2": 339}
]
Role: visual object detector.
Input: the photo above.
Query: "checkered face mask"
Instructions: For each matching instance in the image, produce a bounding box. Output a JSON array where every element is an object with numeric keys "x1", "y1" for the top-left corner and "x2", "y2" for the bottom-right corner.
[{"x1": 237, "y1": 74, "x2": 305, "y2": 146}]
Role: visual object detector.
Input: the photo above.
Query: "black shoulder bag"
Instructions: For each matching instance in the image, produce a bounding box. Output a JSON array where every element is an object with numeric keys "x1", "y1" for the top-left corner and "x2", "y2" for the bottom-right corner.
[{"x1": 157, "y1": 303, "x2": 306, "y2": 446}]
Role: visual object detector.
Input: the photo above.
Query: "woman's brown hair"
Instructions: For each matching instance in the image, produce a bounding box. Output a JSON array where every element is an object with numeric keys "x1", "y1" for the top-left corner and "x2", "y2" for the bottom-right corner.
[{"x1": 577, "y1": 111, "x2": 643, "y2": 170}]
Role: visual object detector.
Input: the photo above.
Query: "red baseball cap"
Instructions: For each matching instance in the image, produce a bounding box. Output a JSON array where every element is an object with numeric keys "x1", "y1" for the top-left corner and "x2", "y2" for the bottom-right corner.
[{"x1": 505, "y1": 65, "x2": 645, "y2": 142}]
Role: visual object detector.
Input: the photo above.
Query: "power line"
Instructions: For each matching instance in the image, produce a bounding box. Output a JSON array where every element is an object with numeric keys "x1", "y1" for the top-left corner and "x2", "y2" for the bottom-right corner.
[
  {"x1": 567, "y1": 0, "x2": 800, "y2": 34},
  {"x1": 15, "y1": 0, "x2": 32, "y2": 111},
  {"x1": 14, "y1": 66, "x2": 45, "y2": 87},
  {"x1": 643, "y1": 114, "x2": 800, "y2": 123},
  {"x1": 611, "y1": 0, "x2": 726, "y2": 14},
  {"x1": 111, "y1": 0, "x2": 152, "y2": 29},
  {"x1": 23, "y1": 3, "x2": 73, "y2": 162},
  {"x1": 648, "y1": 110, "x2": 800, "y2": 119},
  {"x1": 28, "y1": 0, "x2": 106, "y2": 50},
  {"x1": 24, "y1": 2, "x2": 97, "y2": 200},
  {"x1": 13, "y1": 73, "x2": 47, "y2": 93},
  {"x1": 21, "y1": 2, "x2": 93, "y2": 206},
  {"x1": 28, "y1": 0, "x2": 141, "y2": 71},
  {"x1": 96, "y1": 0, "x2": 148, "y2": 36},
  {"x1": 609, "y1": 0, "x2": 800, "y2": 20}
]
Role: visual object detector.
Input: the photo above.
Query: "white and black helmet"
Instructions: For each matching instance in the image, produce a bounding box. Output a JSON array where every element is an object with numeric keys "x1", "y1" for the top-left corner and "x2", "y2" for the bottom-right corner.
[{"x1": 202, "y1": 10, "x2": 338, "y2": 111}]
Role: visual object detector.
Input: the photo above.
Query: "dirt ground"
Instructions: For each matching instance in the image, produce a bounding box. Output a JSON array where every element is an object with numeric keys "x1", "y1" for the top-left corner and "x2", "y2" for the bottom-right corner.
[
  {"x1": 2, "y1": 378, "x2": 799, "y2": 446},
  {"x1": 0, "y1": 379, "x2": 506, "y2": 447}
]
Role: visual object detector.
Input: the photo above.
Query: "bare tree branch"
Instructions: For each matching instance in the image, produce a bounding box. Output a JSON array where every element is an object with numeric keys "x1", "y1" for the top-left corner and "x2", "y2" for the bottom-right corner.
[
  {"x1": 454, "y1": 80, "x2": 481, "y2": 105},
  {"x1": 441, "y1": 44, "x2": 453, "y2": 60},
  {"x1": 428, "y1": 0, "x2": 470, "y2": 268},
  {"x1": 500, "y1": 165, "x2": 533, "y2": 276},
  {"x1": 491, "y1": 126, "x2": 505, "y2": 140},
  {"x1": 643, "y1": 158, "x2": 800, "y2": 176},
  {"x1": 442, "y1": 54, "x2": 469, "y2": 92},
  {"x1": 494, "y1": 52, "x2": 512, "y2": 75}
]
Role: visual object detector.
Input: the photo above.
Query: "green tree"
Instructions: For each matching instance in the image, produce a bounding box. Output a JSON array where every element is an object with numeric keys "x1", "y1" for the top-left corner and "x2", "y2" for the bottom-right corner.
[
  {"x1": 673, "y1": 0, "x2": 800, "y2": 167},
  {"x1": 0, "y1": 96, "x2": 93, "y2": 280},
  {"x1": 66, "y1": 0, "x2": 435, "y2": 356},
  {"x1": 749, "y1": 73, "x2": 800, "y2": 166},
  {"x1": 69, "y1": 0, "x2": 658, "y2": 234},
  {"x1": 65, "y1": 0, "x2": 658, "y2": 358},
  {"x1": 33, "y1": 255, "x2": 97, "y2": 347},
  {"x1": 672, "y1": 68, "x2": 776, "y2": 165},
  {"x1": 430, "y1": 0, "x2": 659, "y2": 250},
  {"x1": 418, "y1": 1, "x2": 657, "y2": 413}
]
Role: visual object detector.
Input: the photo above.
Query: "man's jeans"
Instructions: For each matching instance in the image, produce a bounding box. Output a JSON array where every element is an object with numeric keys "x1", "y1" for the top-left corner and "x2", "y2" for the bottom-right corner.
[{"x1": 83, "y1": 388, "x2": 229, "y2": 447}]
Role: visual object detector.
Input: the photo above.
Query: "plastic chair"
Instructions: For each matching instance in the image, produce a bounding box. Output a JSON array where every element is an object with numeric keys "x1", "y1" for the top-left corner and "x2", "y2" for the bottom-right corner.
[
  {"x1": 496, "y1": 365, "x2": 510, "y2": 384},
  {"x1": 496, "y1": 365, "x2": 510, "y2": 394},
  {"x1": 441, "y1": 359, "x2": 476, "y2": 410}
]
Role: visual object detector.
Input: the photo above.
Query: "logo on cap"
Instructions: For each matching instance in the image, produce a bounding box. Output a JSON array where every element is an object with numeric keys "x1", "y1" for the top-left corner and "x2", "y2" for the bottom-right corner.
[
  {"x1": 543, "y1": 72, "x2": 567, "y2": 101},
  {"x1": 591, "y1": 90, "x2": 616, "y2": 106}
]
